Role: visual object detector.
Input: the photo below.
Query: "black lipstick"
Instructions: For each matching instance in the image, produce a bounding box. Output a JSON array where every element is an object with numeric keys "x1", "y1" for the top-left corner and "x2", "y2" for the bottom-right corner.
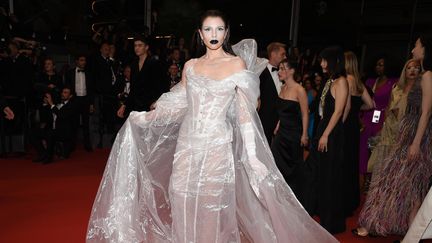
[{"x1": 210, "y1": 39, "x2": 219, "y2": 44}]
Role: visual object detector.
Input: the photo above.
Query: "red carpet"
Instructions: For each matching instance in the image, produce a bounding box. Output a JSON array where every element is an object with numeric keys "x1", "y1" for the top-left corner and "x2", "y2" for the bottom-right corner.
[{"x1": 0, "y1": 148, "x2": 427, "y2": 243}]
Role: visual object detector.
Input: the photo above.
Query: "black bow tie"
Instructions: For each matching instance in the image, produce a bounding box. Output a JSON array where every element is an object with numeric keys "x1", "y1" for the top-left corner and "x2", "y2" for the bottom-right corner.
[
  {"x1": 77, "y1": 69, "x2": 85, "y2": 73},
  {"x1": 271, "y1": 67, "x2": 279, "y2": 72}
]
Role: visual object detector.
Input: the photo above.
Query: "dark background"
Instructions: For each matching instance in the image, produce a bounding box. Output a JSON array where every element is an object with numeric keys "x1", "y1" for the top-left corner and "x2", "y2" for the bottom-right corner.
[{"x1": 1, "y1": 0, "x2": 431, "y2": 74}]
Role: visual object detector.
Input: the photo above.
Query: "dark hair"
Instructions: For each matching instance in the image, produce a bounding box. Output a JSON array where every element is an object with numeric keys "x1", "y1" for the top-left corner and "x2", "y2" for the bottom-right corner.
[
  {"x1": 100, "y1": 41, "x2": 111, "y2": 48},
  {"x1": 75, "y1": 54, "x2": 86, "y2": 60},
  {"x1": 420, "y1": 35, "x2": 432, "y2": 71},
  {"x1": 279, "y1": 58, "x2": 299, "y2": 81},
  {"x1": 320, "y1": 46, "x2": 346, "y2": 79},
  {"x1": 133, "y1": 34, "x2": 150, "y2": 45},
  {"x1": 279, "y1": 58, "x2": 298, "y2": 70},
  {"x1": 191, "y1": 10, "x2": 235, "y2": 58}
]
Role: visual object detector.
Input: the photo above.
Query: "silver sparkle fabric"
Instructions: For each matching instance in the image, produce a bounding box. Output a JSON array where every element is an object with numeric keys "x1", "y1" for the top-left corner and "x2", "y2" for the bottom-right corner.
[{"x1": 86, "y1": 39, "x2": 338, "y2": 243}]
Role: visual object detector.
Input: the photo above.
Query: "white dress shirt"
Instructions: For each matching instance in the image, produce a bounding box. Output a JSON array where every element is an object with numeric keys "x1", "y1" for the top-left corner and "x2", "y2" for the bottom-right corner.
[
  {"x1": 75, "y1": 68, "x2": 87, "y2": 96},
  {"x1": 51, "y1": 100, "x2": 69, "y2": 129},
  {"x1": 267, "y1": 64, "x2": 282, "y2": 94}
]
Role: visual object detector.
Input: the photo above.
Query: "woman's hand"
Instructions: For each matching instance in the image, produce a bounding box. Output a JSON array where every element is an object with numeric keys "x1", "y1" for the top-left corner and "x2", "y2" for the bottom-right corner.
[
  {"x1": 318, "y1": 135, "x2": 328, "y2": 152},
  {"x1": 117, "y1": 104, "x2": 126, "y2": 118},
  {"x1": 407, "y1": 143, "x2": 420, "y2": 161},
  {"x1": 300, "y1": 135, "x2": 308, "y2": 147}
]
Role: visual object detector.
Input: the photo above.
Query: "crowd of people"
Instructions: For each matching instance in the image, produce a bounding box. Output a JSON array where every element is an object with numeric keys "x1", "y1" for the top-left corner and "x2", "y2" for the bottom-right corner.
[
  {"x1": 0, "y1": 34, "x2": 187, "y2": 163},
  {"x1": 1, "y1": 9, "x2": 432, "y2": 242}
]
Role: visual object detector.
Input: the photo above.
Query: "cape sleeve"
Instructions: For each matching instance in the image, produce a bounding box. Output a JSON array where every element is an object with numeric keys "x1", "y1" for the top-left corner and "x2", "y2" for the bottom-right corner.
[{"x1": 87, "y1": 83, "x2": 187, "y2": 242}]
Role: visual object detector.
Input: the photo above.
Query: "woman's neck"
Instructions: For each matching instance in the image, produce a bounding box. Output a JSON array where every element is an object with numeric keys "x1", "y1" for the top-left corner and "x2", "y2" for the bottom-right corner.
[
  {"x1": 283, "y1": 77, "x2": 296, "y2": 86},
  {"x1": 377, "y1": 74, "x2": 387, "y2": 81},
  {"x1": 203, "y1": 48, "x2": 228, "y2": 60}
]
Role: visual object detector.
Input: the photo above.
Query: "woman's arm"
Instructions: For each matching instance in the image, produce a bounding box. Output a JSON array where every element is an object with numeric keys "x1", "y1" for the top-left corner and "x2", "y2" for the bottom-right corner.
[
  {"x1": 298, "y1": 86, "x2": 309, "y2": 146},
  {"x1": 318, "y1": 77, "x2": 349, "y2": 152},
  {"x1": 342, "y1": 75, "x2": 353, "y2": 122},
  {"x1": 360, "y1": 86, "x2": 375, "y2": 110},
  {"x1": 408, "y1": 71, "x2": 432, "y2": 160}
]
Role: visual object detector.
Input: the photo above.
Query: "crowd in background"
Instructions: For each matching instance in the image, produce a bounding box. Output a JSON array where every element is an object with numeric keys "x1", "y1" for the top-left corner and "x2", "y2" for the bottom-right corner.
[{"x1": 1, "y1": 15, "x2": 432, "y2": 241}]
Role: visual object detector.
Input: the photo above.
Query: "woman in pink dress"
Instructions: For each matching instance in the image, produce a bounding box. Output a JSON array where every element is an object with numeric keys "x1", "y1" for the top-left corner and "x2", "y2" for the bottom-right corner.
[{"x1": 358, "y1": 57, "x2": 397, "y2": 188}]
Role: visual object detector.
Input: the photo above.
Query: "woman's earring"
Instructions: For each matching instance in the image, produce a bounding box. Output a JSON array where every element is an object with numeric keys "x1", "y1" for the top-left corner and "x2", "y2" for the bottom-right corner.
[{"x1": 200, "y1": 39, "x2": 204, "y2": 45}]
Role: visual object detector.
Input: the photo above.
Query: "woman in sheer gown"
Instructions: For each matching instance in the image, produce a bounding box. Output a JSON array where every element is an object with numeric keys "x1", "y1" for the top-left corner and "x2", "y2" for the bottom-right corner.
[
  {"x1": 86, "y1": 10, "x2": 338, "y2": 243},
  {"x1": 271, "y1": 58, "x2": 309, "y2": 196}
]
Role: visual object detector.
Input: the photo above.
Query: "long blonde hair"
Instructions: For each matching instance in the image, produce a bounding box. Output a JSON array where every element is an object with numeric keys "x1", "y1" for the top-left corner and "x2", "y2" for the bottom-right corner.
[
  {"x1": 396, "y1": 59, "x2": 420, "y2": 89},
  {"x1": 344, "y1": 51, "x2": 363, "y2": 94}
]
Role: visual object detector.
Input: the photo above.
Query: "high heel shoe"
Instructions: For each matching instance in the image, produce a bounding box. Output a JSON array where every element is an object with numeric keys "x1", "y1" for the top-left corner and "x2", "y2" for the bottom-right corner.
[{"x1": 351, "y1": 228, "x2": 377, "y2": 238}]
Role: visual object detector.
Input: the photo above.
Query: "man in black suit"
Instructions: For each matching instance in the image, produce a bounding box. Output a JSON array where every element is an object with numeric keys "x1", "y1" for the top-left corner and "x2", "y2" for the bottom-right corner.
[
  {"x1": 258, "y1": 42, "x2": 287, "y2": 145},
  {"x1": 45, "y1": 87, "x2": 77, "y2": 162},
  {"x1": 117, "y1": 36, "x2": 169, "y2": 118},
  {"x1": 0, "y1": 96, "x2": 14, "y2": 120},
  {"x1": 64, "y1": 54, "x2": 94, "y2": 151},
  {"x1": 89, "y1": 42, "x2": 118, "y2": 134}
]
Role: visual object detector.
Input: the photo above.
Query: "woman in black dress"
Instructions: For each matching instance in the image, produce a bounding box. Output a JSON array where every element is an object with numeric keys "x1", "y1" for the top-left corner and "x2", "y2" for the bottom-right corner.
[
  {"x1": 299, "y1": 46, "x2": 349, "y2": 234},
  {"x1": 271, "y1": 58, "x2": 309, "y2": 195},
  {"x1": 342, "y1": 51, "x2": 374, "y2": 216}
]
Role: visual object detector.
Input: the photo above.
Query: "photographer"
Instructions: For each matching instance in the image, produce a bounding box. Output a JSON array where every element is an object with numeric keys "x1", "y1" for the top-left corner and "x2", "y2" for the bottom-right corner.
[{"x1": 40, "y1": 87, "x2": 77, "y2": 163}]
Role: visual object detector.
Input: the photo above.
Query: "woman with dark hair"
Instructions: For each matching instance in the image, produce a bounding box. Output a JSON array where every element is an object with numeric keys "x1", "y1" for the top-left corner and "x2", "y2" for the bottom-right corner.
[
  {"x1": 86, "y1": 10, "x2": 337, "y2": 243},
  {"x1": 299, "y1": 46, "x2": 349, "y2": 234},
  {"x1": 271, "y1": 58, "x2": 309, "y2": 195},
  {"x1": 353, "y1": 36, "x2": 432, "y2": 238},
  {"x1": 358, "y1": 56, "x2": 398, "y2": 190}
]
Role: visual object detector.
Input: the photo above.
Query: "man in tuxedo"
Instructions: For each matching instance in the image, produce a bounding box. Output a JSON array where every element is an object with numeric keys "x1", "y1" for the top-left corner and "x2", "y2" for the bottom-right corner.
[
  {"x1": 258, "y1": 42, "x2": 287, "y2": 145},
  {"x1": 117, "y1": 36, "x2": 169, "y2": 118},
  {"x1": 64, "y1": 54, "x2": 94, "y2": 151},
  {"x1": 45, "y1": 87, "x2": 77, "y2": 162}
]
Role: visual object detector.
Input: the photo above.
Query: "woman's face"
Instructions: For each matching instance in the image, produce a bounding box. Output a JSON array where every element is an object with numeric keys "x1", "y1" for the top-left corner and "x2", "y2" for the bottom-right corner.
[
  {"x1": 411, "y1": 38, "x2": 425, "y2": 61},
  {"x1": 304, "y1": 80, "x2": 312, "y2": 90},
  {"x1": 320, "y1": 59, "x2": 328, "y2": 73},
  {"x1": 199, "y1": 16, "x2": 227, "y2": 50},
  {"x1": 375, "y1": 58, "x2": 385, "y2": 76},
  {"x1": 405, "y1": 60, "x2": 421, "y2": 80},
  {"x1": 278, "y1": 62, "x2": 293, "y2": 81}
]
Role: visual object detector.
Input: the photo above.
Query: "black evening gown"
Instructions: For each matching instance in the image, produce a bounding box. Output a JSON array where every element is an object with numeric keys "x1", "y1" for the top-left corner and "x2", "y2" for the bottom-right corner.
[
  {"x1": 297, "y1": 87, "x2": 346, "y2": 234},
  {"x1": 271, "y1": 97, "x2": 303, "y2": 195},
  {"x1": 342, "y1": 95, "x2": 363, "y2": 216}
]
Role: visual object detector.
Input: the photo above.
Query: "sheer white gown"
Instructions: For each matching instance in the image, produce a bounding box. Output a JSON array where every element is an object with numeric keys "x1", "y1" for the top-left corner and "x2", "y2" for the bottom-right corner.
[{"x1": 86, "y1": 39, "x2": 338, "y2": 243}]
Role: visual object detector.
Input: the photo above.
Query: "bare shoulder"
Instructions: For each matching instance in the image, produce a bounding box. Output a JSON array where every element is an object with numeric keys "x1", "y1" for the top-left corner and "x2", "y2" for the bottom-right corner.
[
  {"x1": 421, "y1": 71, "x2": 432, "y2": 90},
  {"x1": 296, "y1": 83, "x2": 307, "y2": 94},
  {"x1": 183, "y1": 58, "x2": 197, "y2": 70},
  {"x1": 334, "y1": 76, "x2": 348, "y2": 86},
  {"x1": 422, "y1": 70, "x2": 432, "y2": 81},
  {"x1": 228, "y1": 56, "x2": 246, "y2": 71}
]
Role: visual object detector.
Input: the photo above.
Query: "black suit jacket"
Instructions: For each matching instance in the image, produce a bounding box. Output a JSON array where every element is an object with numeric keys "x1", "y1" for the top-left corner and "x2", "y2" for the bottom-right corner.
[
  {"x1": 0, "y1": 55, "x2": 33, "y2": 97},
  {"x1": 64, "y1": 68, "x2": 94, "y2": 104},
  {"x1": 258, "y1": 67, "x2": 280, "y2": 144},
  {"x1": 125, "y1": 58, "x2": 170, "y2": 112},
  {"x1": 51, "y1": 100, "x2": 77, "y2": 139},
  {"x1": 89, "y1": 55, "x2": 116, "y2": 96}
]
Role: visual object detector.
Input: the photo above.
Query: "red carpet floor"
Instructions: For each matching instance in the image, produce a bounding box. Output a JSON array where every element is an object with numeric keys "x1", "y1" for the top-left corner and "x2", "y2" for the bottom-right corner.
[{"x1": 0, "y1": 148, "x2": 426, "y2": 243}]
